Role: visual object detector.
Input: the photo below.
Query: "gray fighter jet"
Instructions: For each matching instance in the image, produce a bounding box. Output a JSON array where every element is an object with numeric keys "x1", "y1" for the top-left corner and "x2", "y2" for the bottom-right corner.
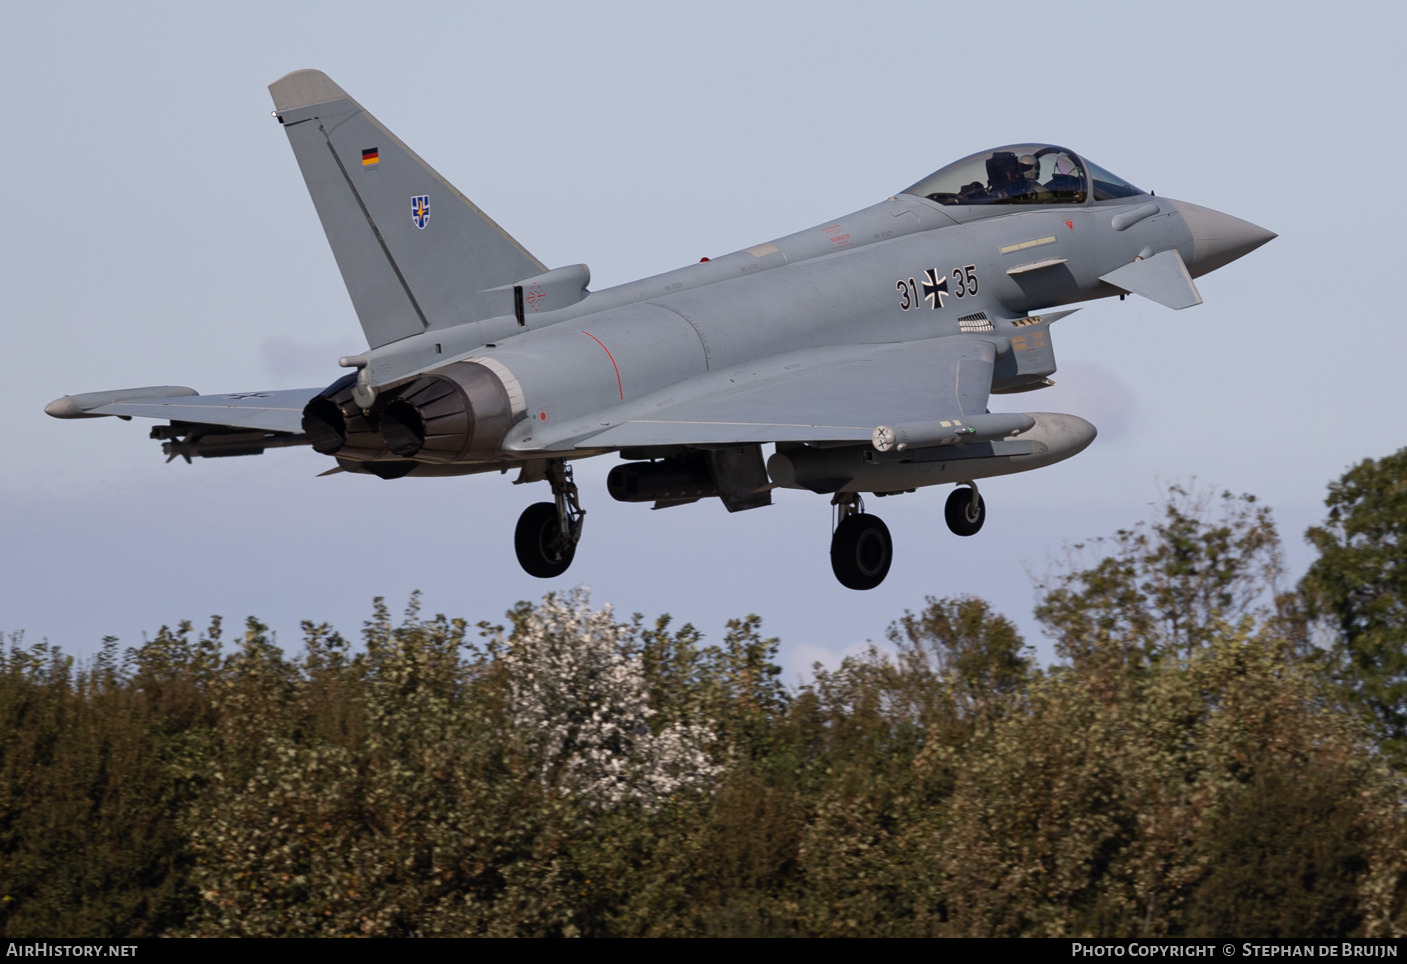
[{"x1": 46, "y1": 70, "x2": 1275, "y2": 589}]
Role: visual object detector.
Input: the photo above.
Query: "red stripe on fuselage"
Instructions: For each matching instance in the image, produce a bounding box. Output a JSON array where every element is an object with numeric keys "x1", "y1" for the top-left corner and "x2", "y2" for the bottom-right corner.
[{"x1": 580, "y1": 330, "x2": 623, "y2": 400}]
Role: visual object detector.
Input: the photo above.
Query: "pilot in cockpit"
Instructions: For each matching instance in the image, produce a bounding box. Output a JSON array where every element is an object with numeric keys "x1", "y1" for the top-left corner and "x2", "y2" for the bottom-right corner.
[
  {"x1": 1018, "y1": 154, "x2": 1053, "y2": 202},
  {"x1": 986, "y1": 151, "x2": 1025, "y2": 199},
  {"x1": 903, "y1": 144, "x2": 1095, "y2": 207},
  {"x1": 985, "y1": 151, "x2": 1048, "y2": 202}
]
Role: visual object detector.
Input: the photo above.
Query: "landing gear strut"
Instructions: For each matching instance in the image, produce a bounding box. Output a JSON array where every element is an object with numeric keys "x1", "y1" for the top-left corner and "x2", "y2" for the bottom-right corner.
[
  {"x1": 829, "y1": 493, "x2": 893, "y2": 591},
  {"x1": 944, "y1": 482, "x2": 985, "y2": 536},
  {"x1": 514, "y1": 460, "x2": 586, "y2": 578}
]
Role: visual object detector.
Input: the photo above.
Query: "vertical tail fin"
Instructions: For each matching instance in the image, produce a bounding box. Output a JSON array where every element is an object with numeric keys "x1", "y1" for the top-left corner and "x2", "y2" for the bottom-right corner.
[{"x1": 269, "y1": 69, "x2": 545, "y2": 348}]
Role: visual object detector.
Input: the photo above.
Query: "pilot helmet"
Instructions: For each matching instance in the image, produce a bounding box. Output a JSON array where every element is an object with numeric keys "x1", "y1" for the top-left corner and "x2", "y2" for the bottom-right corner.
[{"x1": 1018, "y1": 154, "x2": 1040, "y2": 181}]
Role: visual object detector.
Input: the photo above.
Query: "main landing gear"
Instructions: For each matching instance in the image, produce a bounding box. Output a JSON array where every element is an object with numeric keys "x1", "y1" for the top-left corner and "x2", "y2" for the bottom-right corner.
[
  {"x1": 827, "y1": 483, "x2": 987, "y2": 590},
  {"x1": 514, "y1": 460, "x2": 586, "y2": 578}
]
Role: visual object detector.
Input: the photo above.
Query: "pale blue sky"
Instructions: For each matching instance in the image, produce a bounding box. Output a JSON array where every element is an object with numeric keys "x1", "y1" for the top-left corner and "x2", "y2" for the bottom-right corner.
[{"x1": 2, "y1": 1, "x2": 1401, "y2": 675}]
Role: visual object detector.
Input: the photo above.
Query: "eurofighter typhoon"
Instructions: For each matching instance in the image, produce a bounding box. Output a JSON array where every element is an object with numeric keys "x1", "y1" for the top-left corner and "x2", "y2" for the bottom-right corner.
[{"x1": 47, "y1": 70, "x2": 1275, "y2": 589}]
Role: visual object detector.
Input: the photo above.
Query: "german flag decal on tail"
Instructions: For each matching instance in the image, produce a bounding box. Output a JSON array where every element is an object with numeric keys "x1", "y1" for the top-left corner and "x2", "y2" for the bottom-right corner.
[{"x1": 361, "y1": 148, "x2": 379, "y2": 167}]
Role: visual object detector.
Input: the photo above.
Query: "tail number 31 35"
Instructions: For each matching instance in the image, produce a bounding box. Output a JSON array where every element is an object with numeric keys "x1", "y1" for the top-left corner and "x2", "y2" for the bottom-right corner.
[{"x1": 896, "y1": 264, "x2": 979, "y2": 311}]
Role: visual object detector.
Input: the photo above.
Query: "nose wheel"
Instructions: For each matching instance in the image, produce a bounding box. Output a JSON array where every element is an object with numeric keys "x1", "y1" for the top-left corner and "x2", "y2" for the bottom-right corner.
[
  {"x1": 514, "y1": 460, "x2": 585, "y2": 578},
  {"x1": 829, "y1": 494, "x2": 892, "y2": 590},
  {"x1": 945, "y1": 483, "x2": 985, "y2": 536}
]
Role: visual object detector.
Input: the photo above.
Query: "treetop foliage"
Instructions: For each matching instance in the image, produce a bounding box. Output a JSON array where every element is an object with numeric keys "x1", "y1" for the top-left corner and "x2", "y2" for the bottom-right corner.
[
  {"x1": 1301, "y1": 448, "x2": 1407, "y2": 759},
  {"x1": 1035, "y1": 485, "x2": 1285, "y2": 670},
  {"x1": 3, "y1": 471, "x2": 1407, "y2": 937}
]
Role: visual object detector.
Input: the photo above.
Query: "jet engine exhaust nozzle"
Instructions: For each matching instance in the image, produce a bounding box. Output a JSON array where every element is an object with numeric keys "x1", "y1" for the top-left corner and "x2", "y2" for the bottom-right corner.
[
  {"x1": 375, "y1": 361, "x2": 518, "y2": 463},
  {"x1": 302, "y1": 394, "x2": 348, "y2": 454},
  {"x1": 300, "y1": 372, "x2": 394, "y2": 461}
]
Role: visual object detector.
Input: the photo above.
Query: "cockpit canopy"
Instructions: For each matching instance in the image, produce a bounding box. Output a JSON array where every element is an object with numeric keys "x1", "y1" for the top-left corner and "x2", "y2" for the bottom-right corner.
[{"x1": 901, "y1": 144, "x2": 1145, "y2": 206}]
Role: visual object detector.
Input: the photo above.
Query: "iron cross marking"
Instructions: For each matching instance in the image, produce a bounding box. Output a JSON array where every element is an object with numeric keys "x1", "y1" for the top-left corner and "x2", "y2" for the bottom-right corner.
[{"x1": 922, "y1": 269, "x2": 948, "y2": 309}]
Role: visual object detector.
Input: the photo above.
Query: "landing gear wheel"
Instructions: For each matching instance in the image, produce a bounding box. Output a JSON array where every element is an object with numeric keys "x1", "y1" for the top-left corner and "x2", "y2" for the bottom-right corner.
[
  {"x1": 515, "y1": 501, "x2": 577, "y2": 578},
  {"x1": 830, "y1": 514, "x2": 893, "y2": 590},
  {"x1": 945, "y1": 487, "x2": 986, "y2": 536}
]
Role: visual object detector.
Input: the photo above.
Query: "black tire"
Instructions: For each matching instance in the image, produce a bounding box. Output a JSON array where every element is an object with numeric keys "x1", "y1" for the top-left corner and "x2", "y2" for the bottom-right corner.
[
  {"x1": 514, "y1": 502, "x2": 576, "y2": 578},
  {"x1": 945, "y1": 487, "x2": 986, "y2": 536},
  {"x1": 830, "y1": 513, "x2": 893, "y2": 590}
]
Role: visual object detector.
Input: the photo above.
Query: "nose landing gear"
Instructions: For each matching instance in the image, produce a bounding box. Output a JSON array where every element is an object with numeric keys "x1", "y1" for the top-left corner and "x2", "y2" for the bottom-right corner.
[
  {"x1": 514, "y1": 460, "x2": 586, "y2": 578},
  {"x1": 945, "y1": 482, "x2": 985, "y2": 536},
  {"x1": 829, "y1": 493, "x2": 893, "y2": 591},
  {"x1": 827, "y1": 483, "x2": 989, "y2": 589}
]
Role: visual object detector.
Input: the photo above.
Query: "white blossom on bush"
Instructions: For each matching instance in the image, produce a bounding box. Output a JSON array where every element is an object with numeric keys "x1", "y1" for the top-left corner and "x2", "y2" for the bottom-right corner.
[{"x1": 500, "y1": 590, "x2": 721, "y2": 810}]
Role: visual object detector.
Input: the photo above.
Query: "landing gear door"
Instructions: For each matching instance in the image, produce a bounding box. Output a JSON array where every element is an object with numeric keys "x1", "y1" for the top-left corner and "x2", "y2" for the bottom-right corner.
[{"x1": 706, "y1": 445, "x2": 773, "y2": 513}]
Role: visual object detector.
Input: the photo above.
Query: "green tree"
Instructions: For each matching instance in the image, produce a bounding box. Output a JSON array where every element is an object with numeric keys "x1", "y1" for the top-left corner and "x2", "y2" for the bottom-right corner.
[
  {"x1": 1035, "y1": 484, "x2": 1284, "y2": 671},
  {"x1": 1301, "y1": 448, "x2": 1407, "y2": 759},
  {"x1": 0, "y1": 624, "x2": 217, "y2": 937},
  {"x1": 934, "y1": 627, "x2": 1397, "y2": 937},
  {"x1": 887, "y1": 595, "x2": 1031, "y2": 726}
]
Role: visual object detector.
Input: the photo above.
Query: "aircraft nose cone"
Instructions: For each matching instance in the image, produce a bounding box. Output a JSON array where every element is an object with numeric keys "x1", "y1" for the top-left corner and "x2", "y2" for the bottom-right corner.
[{"x1": 1168, "y1": 199, "x2": 1276, "y2": 277}]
